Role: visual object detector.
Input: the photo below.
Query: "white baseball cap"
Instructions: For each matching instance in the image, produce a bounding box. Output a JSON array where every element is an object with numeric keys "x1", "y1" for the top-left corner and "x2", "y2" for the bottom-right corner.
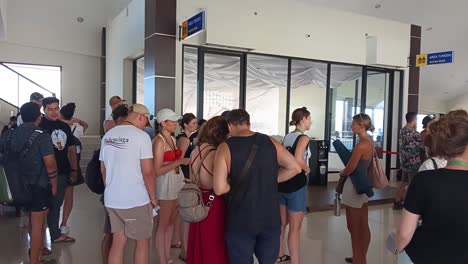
[{"x1": 156, "y1": 108, "x2": 180, "y2": 123}]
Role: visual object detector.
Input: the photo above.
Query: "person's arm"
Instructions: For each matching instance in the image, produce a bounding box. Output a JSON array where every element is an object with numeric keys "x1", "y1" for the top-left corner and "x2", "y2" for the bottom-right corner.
[
  {"x1": 339, "y1": 144, "x2": 365, "y2": 177},
  {"x1": 71, "y1": 118, "x2": 88, "y2": 132},
  {"x1": 153, "y1": 137, "x2": 189, "y2": 176},
  {"x1": 213, "y1": 143, "x2": 231, "y2": 195},
  {"x1": 104, "y1": 120, "x2": 115, "y2": 132},
  {"x1": 43, "y1": 154, "x2": 58, "y2": 196},
  {"x1": 271, "y1": 138, "x2": 301, "y2": 183},
  {"x1": 100, "y1": 161, "x2": 106, "y2": 185},
  {"x1": 177, "y1": 136, "x2": 190, "y2": 158},
  {"x1": 295, "y1": 136, "x2": 310, "y2": 174},
  {"x1": 141, "y1": 158, "x2": 157, "y2": 207},
  {"x1": 396, "y1": 209, "x2": 420, "y2": 252}
]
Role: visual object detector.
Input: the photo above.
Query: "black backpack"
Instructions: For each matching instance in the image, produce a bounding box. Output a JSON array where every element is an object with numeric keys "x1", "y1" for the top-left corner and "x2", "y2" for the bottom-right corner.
[
  {"x1": 1, "y1": 129, "x2": 42, "y2": 206},
  {"x1": 86, "y1": 149, "x2": 104, "y2": 194},
  {"x1": 278, "y1": 134, "x2": 309, "y2": 193}
]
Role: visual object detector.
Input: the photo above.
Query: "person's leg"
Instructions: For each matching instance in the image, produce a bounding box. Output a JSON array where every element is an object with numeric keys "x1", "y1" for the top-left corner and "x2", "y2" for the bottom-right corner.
[
  {"x1": 108, "y1": 230, "x2": 127, "y2": 264},
  {"x1": 30, "y1": 210, "x2": 47, "y2": 264},
  {"x1": 134, "y1": 239, "x2": 150, "y2": 264},
  {"x1": 226, "y1": 230, "x2": 256, "y2": 264},
  {"x1": 171, "y1": 217, "x2": 181, "y2": 247},
  {"x1": 47, "y1": 174, "x2": 69, "y2": 242},
  {"x1": 60, "y1": 185, "x2": 74, "y2": 230},
  {"x1": 101, "y1": 209, "x2": 112, "y2": 264},
  {"x1": 254, "y1": 226, "x2": 281, "y2": 264},
  {"x1": 360, "y1": 204, "x2": 371, "y2": 263},
  {"x1": 165, "y1": 200, "x2": 178, "y2": 261},
  {"x1": 278, "y1": 204, "x2": 288, "y2": 259},
  {"x1": 346, "y1": 206, "x2": 365, "y2": 264},
  {"x1": 156, "y1": 200, "x2": 175, "y2": 264},
  {"x1": 180, "y1": 221, "x2": 189, "y2": 258}
]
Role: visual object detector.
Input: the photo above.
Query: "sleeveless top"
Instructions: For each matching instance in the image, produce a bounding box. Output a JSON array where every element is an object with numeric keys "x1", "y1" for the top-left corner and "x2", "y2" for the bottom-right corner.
[
  {"x1": 279, "y1": 132, "x2": 311, "y2": 193},
  {"x1": 225, "y1": 133, "x2": 280, "y2": 233},
  {"x1": 176, "y1": 131, "x2": 197, "y2": 179},
  {"x1": 155, "y1": 134, "x2": 185, "y2": 200}
]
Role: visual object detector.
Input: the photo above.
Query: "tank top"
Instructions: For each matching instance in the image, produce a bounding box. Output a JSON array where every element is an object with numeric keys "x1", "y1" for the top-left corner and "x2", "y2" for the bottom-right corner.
[
  {"x1": 225, "y1": 133, "x2": 280, "y2": 233},
  {"x1": 176, "y1": 131, "x2": 197, "y2": 178}
]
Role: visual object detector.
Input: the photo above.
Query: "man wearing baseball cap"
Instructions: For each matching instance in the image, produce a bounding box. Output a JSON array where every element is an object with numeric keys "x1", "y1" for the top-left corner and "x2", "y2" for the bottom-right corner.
[
  {"x1": 100, "y1": 103, "x2": 157, "y2": 264},
  {"x1": 103, "y1": 96, "x2": 126, "y2": 132},
  {"x1": 17, "y1": 92, "x2": 45, "y2": 126}
]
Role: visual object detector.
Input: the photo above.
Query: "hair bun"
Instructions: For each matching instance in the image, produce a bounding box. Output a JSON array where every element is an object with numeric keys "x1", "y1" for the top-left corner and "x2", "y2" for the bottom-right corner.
[
  {"x1": 368, "y1": 123, "x2": 375, "y2": 132},
  {"x1": 289, "y1": 120, "x2": 296, "y2": 126}
]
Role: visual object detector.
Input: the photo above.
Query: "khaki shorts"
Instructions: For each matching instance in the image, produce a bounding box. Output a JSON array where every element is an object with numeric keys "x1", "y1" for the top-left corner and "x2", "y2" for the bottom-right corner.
[
  {"x1": 106, "y1": 203, "x2": 153, "y2": 240},
  {"x1": 402, "y1": 170, "x2": 418, "y2": 185}
]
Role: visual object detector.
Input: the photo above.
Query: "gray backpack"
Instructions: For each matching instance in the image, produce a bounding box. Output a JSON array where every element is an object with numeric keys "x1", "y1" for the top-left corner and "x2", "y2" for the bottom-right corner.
[{"x1": 178, "y1": 146, "x2": 215, "y2": 223}]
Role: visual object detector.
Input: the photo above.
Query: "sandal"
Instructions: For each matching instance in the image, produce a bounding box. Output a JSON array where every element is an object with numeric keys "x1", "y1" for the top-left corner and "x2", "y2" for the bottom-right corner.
[
  {"x1": 277, "y1": 255, "x2": 291, "y2": 263},
  {"x1": 170, "y1": 242, "x2": 182, "y2": 248},
  {"x1": 345, "y1": 257, "x2": 353, "y2": 263},
  {"x1": 53, "y1": 235, "x2": 76, "y2": 244}
]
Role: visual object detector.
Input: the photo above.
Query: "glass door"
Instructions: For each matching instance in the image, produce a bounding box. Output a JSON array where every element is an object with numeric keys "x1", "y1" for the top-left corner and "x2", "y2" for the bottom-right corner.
[{"x1": 197, "y1": 49, "x2": 244, "y2": 119}]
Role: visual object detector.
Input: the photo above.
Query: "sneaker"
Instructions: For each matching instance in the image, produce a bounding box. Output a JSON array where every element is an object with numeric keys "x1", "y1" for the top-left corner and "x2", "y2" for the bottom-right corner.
[{"x1": 60, "y1": 225, "x2": 70, "y2": 235}]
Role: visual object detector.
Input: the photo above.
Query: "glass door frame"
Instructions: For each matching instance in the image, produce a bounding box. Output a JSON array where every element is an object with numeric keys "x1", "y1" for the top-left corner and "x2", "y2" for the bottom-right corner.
[{"x1": 196, "y1": 48, "x2": 246, "y2": 119}]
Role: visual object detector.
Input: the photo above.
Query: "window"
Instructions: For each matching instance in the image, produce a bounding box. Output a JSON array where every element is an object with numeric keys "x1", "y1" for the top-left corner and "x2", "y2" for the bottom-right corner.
[
  {"x1": 134, "y1": 57, "x2": 144, "y2": 105},
  {"x1": 182, "y1": 47, "x2": 198, "y2": 115},
  {"x1": 246, "y1": 55, "x2": 288, "y2": 135},
  {"x1": 0, "y1": 63, "x2": 60, "y2": 107},
  {"x1": 289, "y1": 60, "x2": 328, "y2": 139}
]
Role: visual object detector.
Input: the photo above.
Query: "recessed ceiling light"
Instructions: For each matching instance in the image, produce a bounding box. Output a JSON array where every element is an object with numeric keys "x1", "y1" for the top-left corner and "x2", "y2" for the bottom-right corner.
[
  {"x1": 77, "y1": 17, "x2": 84, "y2": 23},
  {"x1": 444, "y1": 92, "x2": 449, "y2": 95},
  {"x1": 374, "y1": 3, "x2": 382, "y2": 9},
  {"x1": 426, "y1": 27, "x2": 433, "y2": 31}
]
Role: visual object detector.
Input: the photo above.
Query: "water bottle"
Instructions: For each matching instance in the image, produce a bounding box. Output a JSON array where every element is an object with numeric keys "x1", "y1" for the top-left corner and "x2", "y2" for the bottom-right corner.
[{"x1": 334, "y1": 192, "x2": 341, "y2": 217}]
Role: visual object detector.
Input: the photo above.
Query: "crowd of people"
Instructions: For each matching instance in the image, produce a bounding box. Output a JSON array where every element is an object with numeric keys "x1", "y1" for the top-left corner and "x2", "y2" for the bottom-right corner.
[{"x1": 1, "y1": 91, "x2": 467, "y2": 264}]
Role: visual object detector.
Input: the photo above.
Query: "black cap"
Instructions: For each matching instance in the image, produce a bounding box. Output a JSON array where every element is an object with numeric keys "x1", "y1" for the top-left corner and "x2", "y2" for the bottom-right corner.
[
  {"x1": 20, "y1": 102, "x2": 41, "y2": 123},
  {"x1": 30, "y1": 92, "x2": 44, "y2": 101}
]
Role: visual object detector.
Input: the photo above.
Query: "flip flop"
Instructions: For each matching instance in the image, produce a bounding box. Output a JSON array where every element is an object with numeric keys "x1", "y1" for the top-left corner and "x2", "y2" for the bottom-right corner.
[
  {"x1": 53, "y1": 236, "x2": 76, "y2": 244},
  {"x1": 277, "y1": 255, "x2": 291, "y2": 263},
  {"x1": 345, "y1": 257, "x2": 353, "y2": 263},
  {"x1": 170, "y1": 243, "x2": 182, "y2": 248}
]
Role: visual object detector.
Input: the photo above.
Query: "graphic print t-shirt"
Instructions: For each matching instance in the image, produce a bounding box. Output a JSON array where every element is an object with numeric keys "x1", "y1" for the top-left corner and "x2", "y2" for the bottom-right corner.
[
  {"x1": 100, "y1": 125, "x2": 153, "y2": 209},
  {"x1": 39, "y1": 118, "x2": 75, "y2": 174}
]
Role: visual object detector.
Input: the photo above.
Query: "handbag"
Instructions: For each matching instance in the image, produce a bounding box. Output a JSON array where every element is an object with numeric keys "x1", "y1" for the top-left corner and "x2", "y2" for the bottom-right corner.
[
  {"x1": 367, "y1": 148, "x2": 388, "y2": 189},
  {"x1": 0, "y1": 166, "x2": 13, "y2": 204}
]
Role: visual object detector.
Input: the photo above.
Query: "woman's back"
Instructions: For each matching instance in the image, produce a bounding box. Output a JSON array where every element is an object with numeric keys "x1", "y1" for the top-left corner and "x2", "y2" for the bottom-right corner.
[
  {"x1": 404, "y1": 168, "x2": 468, "y2": 263},
  {"x1": 190, "y1": 143, "x2": 216, "y2": 190}
]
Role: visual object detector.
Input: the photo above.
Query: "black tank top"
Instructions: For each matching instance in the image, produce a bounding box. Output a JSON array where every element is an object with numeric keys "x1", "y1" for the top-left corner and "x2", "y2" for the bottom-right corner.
[
  {"x1": 226, "y1": 133, "x2": 280, "y2": 233},
  {"x1": 176, "y1": 132, "x2": 197, "y2": 179}
]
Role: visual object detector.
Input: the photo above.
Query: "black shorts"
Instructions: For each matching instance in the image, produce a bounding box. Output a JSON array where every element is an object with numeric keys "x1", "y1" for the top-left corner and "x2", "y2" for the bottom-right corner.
[{"x1": 26, "y1": 185, "x2": 51, "y2": 212}]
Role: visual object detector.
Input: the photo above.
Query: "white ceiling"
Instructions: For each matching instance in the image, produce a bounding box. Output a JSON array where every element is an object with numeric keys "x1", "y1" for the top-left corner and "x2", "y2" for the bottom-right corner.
[{"x1": 298, "y1": 0, "x2": 468, "y2": 100}]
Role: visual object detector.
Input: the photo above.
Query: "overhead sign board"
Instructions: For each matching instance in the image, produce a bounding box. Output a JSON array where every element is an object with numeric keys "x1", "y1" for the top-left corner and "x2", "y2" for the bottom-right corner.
[
  {"x1": 416, "y1": 51, "x2": 453, "y2": 67},
  {"x1": 181, "y1": 11, "x2": 205, "y2": 40}
]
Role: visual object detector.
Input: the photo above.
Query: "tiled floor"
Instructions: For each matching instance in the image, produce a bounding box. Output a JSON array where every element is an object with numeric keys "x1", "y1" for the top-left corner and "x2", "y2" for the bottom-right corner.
[{"x1": 0, "y1": 185, "x2": 400, "y2": 264}]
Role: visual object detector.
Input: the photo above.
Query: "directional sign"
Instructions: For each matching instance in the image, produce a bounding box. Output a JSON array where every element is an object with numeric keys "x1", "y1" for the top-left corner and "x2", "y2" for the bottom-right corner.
[
  {"x1": 416, "y1": 51, "x2": 453, "y2": 67},
  {"x1": 181, "y1": 11, "x2": 205, "y2": 40}
]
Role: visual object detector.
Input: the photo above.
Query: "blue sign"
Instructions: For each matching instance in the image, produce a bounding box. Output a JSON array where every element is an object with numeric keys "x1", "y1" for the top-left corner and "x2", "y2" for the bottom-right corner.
[
  {"x1": 427, "y1": 51, "x2": 453, "y2": 65},
  {"x1": 182, "y1": 11, "x2": 205, "y2": 40}
]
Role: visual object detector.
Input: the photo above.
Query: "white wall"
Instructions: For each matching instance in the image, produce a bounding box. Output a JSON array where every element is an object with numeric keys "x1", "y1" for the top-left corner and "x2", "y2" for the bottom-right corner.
[
  {"x1": 419, "y1": 95, "x2": 449, "y2": 114},
  {"x1": 0, "y1": 42, "x2": 101, "y2": 134},
  {"x1": 448, "y1": 94, "x2": 468, "y2": 111},
  {"x1": 176, "y1": 0, "x2": 411, "y2": 114},
  {"x1": 106, "y1": 0, "x2": 144, "y2": 116}
]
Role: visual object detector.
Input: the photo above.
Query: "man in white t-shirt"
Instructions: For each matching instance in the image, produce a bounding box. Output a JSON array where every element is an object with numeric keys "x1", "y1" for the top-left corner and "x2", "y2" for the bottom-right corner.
[{"x1": 99, "y1": 103, "x2": 157, "y2": 264}]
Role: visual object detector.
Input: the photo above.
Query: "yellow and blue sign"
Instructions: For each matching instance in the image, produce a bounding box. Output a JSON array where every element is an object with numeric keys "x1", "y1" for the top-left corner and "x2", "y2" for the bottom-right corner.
[
  {"x1": 181, "y1": 11, "x2": 205, "y2": 40},
  {"x1": 416, "y1": 51, "x2": 453, "y2": 67}
]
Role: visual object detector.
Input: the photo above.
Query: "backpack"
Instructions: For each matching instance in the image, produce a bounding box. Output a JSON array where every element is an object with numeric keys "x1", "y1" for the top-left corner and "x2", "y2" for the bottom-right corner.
[
  {"x1": 178, "y1": 146, "x2": 216, "y2": 223},
  {"x1": 279, "y1": 134, "x2": 309, "y2": 193},
  {"x1": 86, "y1": 149, "x2": 105, "y2": 194},
  {"x1": 1, "y1": 129, "x2": 42, "y2": 206}
]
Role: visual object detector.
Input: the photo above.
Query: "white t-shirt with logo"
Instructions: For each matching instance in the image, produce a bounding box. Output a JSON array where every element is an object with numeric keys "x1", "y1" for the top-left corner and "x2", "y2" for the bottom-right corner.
[{"x1": 100, "y1": 125, "x2": 153, "y2": 209}]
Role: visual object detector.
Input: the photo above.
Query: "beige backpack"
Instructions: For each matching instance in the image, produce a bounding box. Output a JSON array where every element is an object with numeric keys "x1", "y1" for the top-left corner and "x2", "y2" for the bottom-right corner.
[{"x1": 178, "y1": 146, "x2": 215, "y2": 223}]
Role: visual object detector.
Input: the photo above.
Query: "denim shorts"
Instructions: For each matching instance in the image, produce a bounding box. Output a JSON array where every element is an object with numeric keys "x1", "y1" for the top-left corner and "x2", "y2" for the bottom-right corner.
[{"x1": 279, "y1": 185, "x2": 307, "y2": 212}]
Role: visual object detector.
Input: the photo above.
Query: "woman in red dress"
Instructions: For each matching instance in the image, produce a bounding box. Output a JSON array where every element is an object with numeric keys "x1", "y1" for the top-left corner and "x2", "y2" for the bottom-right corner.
[{"x1": 187, "y1": 116, "x2": 230, "y2": 264}]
